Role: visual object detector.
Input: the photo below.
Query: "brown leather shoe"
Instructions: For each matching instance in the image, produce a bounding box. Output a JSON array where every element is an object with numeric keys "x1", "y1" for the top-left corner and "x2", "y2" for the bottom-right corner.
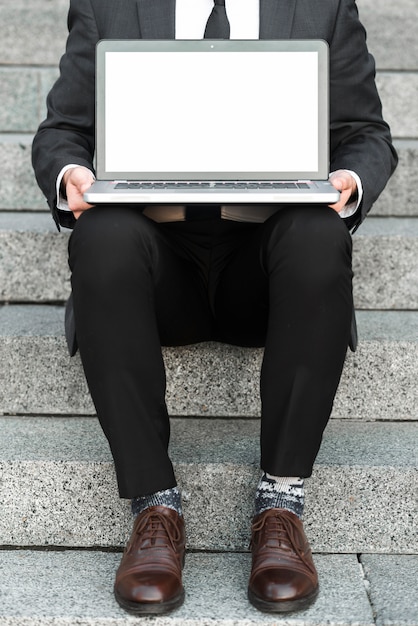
[
  {"x1": 248, "y1": 508, "x2": 318, "y2": 613},
  {"x1": 114, "y1": 505, "x2": 185, "y2": 615}
]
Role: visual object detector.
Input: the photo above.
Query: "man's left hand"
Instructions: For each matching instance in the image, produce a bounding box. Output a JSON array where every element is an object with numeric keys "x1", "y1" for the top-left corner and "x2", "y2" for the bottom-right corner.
[{"x1": 328, "y1": 170, "x2": 358, "y2": 213}]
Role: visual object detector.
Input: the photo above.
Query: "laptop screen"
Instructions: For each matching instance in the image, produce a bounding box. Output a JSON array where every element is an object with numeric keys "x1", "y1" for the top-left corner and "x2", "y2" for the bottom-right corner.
[{"x1": 96, "y1": 40, "x2": 329, "y2": 181}]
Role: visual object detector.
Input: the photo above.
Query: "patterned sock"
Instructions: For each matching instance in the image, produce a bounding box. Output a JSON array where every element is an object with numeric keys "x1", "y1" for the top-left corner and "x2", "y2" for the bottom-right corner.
[
  {"x1": 254, "y1": 473, "x2": 305, "y2": 519},
  {"x1": 131, "y1": 486, "x2": 183, "y2": 517}
]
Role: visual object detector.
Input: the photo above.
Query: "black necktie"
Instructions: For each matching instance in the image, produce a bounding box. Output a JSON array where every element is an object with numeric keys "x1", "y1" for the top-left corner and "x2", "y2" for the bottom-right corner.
[{"x1": 204, "y1": 0, "x2": 230, "y2": 39}]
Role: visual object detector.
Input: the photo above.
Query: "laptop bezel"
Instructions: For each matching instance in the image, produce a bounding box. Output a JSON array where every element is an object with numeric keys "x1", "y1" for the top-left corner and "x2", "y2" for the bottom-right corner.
[{"x1": 95, "y1": 39, "x2": 330, "y2": 182}]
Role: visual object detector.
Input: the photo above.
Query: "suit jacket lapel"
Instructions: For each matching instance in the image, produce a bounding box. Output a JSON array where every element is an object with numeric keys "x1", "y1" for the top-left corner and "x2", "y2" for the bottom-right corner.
[
  {"x1": 136, "y1": 0, "x2": 175, "y2": 38},
  {"x1": 259, "y1": 0, "x2": 296, "y2": 39}
]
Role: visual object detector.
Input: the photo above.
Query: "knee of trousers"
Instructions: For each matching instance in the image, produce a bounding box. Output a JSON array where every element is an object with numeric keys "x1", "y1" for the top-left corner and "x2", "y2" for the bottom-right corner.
[
  {"x1": 68, "y1": 207, "x2": 160, "y2": 280},
  {"x1": 262, "y1": 206, "x2": 353, "y2": 289}
]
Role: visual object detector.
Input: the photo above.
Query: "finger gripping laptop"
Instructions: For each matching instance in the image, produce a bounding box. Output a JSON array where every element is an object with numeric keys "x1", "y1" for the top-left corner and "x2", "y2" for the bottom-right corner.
[{"x1": 84, "y1": 39, "x2": 339, "y2": 205}]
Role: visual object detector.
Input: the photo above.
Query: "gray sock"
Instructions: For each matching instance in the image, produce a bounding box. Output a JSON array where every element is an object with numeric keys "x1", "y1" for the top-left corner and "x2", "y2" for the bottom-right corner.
[
  {"x1": 131, "y1": 486, "x2": 183, "y2": 517},
  {"x1": 254, "y1": 473, "x2": 305, "y2": 519}
]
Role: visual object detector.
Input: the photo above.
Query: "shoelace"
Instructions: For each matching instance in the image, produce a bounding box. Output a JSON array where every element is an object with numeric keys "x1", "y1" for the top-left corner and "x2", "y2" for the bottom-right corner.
[
  {"x1": 134, "y1": 509, "x2": 182, "y2": 552},
  {"x1": 251, "y1": 510, "x2": 316, "y2": 575}
]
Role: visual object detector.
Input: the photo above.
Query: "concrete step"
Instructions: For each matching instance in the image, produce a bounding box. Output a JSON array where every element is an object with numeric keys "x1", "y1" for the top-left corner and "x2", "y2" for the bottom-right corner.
[
  {"x1": 1, "y1": 66, "x2": 58, "y2": 134},
  {"x1": 0, "y1": 212, "x2": 71, "y2": 301},
  {"x1": 352, "y1": 216, "x2": 418, "y2": 308},
  {"x1": 0, "y1": 134, "x2": 47, "y2": 211},
  {"x1": 1, "y1": 212, "x2": 418, "y2": 307},
  {"x1": 1, "y1": 0, "x2": 416, "y2": 72},
  {"x1": 0, "y1": 416, "x2": 416, "y2": 553},
  {"x1": 357, "y1": 0, "x2": 418, "y2": 71},
  {"x1": 1, "y1": 137, "x2": 418, "y2": 216},
  {"x1": 0, "y1": 551, "x2": 381, "y2": 626},
  {"x1": 2, "y1": 66, "x2": 416, "y2": 139},
  {"x1": 0, "y1": 305, "x2": 416, "y2": 420},
  {"x1": 361, "y1": 554, "x2": 418, "y2": 626},
  {"x1": 0, "y1": 550, "x2": 416, "y2": 625},
  {"x1": 1, "y1": 552, "x2": 415, "y2": 626},
  {"x1": 0, "y1": 0, "x2": 68, "y2": 67},
  {"x1": 375, "y1": 73, "x2": 418, "y2": 138},
  {"x1": 371, "y1": 139, "x2": 418, "y2": 217}
]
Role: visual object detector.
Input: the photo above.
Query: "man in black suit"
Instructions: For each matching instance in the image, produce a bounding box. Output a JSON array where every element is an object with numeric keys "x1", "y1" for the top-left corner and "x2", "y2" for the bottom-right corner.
[{"x1": 32, "y1": 0, "x2": 397, "y2": 616}]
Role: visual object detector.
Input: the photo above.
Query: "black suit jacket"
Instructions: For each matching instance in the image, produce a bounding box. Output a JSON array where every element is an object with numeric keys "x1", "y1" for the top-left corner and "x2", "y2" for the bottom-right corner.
[
  {"x1": 32, "y1": 0, "x2": 397, "y2": 232},
  {"x1": 32, "y1": 0, "x2": 397, "y2": 354}
]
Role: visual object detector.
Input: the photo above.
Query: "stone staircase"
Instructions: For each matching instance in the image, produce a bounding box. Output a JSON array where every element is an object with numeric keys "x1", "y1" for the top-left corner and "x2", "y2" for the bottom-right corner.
[{"x1": 0, "y1": 0, "x2": 417, "y2": 624}]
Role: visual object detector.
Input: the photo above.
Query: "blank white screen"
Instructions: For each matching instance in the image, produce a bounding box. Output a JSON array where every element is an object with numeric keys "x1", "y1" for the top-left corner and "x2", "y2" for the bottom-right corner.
[{"x1": 104, "y1": 51, "x2": 319, "y2": 174}]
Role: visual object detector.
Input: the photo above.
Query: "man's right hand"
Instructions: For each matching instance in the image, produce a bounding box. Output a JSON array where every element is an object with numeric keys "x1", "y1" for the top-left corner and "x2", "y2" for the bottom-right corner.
[{"x1": 62, "y1": 166, "x2": 95, "y2": 219}]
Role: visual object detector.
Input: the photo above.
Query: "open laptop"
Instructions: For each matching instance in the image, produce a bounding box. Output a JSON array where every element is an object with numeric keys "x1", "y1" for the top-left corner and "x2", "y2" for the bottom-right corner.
[{"x1": 84, "y1": 39, "x2": 339, "y2": 205}]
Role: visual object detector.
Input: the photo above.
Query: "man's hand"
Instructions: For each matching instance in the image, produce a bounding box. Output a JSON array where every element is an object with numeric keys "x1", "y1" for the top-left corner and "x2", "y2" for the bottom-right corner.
[
  {"x1": 62, "y1": 166, "x2": 95, "y2": 219},
  {"x1": 328, "y1": 170, "x2": 358, "y2": 213}
]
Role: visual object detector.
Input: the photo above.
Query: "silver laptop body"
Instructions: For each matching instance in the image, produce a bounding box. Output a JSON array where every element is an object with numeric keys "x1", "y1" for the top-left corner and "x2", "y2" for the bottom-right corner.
[{"x1": 84, "y1": 39, "x2": 339, "y2": 205}]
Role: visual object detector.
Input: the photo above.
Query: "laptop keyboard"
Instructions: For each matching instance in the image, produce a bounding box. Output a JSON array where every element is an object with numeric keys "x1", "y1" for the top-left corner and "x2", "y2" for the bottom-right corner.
[{"x1": 114, "y1": 181, "x2": 310, "y2": 190}]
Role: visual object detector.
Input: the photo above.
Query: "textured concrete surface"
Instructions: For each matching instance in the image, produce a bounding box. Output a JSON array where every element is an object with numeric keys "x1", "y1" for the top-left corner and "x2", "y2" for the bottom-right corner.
[
  {"x1": 0, "y1": 135, "x2": 47, "y2": 210},
  {"x1": 0, "y1": 215, "x2": 70, "y2": 302},
  {"x1": 0, "y1": 416, "x2": 415, "y2": 552},
  {"x1": 2, "y1": 68, "x2": 415, "y2": 136},
  {"x1": 0, "y1": 68, "x2": 58, "y2": 133},
  {"x1": 361, "y1": 555, "x2": 418, "y2": 626},
  {"x1": 0, "y1": 0, "x2": 68, "y2": 66},
  {"x1": 0, "y1": 551, "x2": 374, "y2": 625},
  {"x1": 2, "y1": 138, "x2": 418, "y2": 216},
  {"x1": 1, "y1": 0, "x2": 416, "y2": 72},
  {"x1": 1, "y1": 213, "x2": 418, "y2": 308},
  {"x1": 0, "y1": 306, "x2": 417, "y2": 419},
  {"x1": 336, "y1": 310, "x2": 418, "y2": 420},
  {"x1": 352, "y1": 217, "x2": 418, "y2": 309},
  {"x1": 376, "y1": 73, "x2": 418, "y2": 138},
  {"x1": 357, "y1": 0, "x2": 418, "y2": 71},
  {"x1": 0, "y1": 69, "x2": 39, "y2": 132},
  {"x1": 372, "y1": 140, "x2": 418, "y2": 217}
]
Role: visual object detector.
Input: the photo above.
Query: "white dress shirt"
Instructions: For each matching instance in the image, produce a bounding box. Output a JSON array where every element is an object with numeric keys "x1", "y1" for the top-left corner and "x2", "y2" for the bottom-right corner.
[
  {"x1": 57, "y1": 0, "x2": 361, "y2": 219},
  {"x1": 175, "y1": 0, "x2": 259, "y2": 39}
]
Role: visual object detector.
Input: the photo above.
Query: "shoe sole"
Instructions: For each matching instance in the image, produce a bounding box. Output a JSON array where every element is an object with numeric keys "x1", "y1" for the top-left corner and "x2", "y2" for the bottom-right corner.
[
  {"x1": 248, "y1": 585, "x2": 319, "y2": 613},
  {"x1": 114, "y1": 587, "x2": 185, "y2": 615}
]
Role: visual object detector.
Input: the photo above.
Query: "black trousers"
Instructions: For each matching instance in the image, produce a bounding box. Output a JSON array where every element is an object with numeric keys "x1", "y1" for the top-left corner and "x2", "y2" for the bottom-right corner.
[{"x1": 68, "y1": 205, "x2": 353, "y2": 499}]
